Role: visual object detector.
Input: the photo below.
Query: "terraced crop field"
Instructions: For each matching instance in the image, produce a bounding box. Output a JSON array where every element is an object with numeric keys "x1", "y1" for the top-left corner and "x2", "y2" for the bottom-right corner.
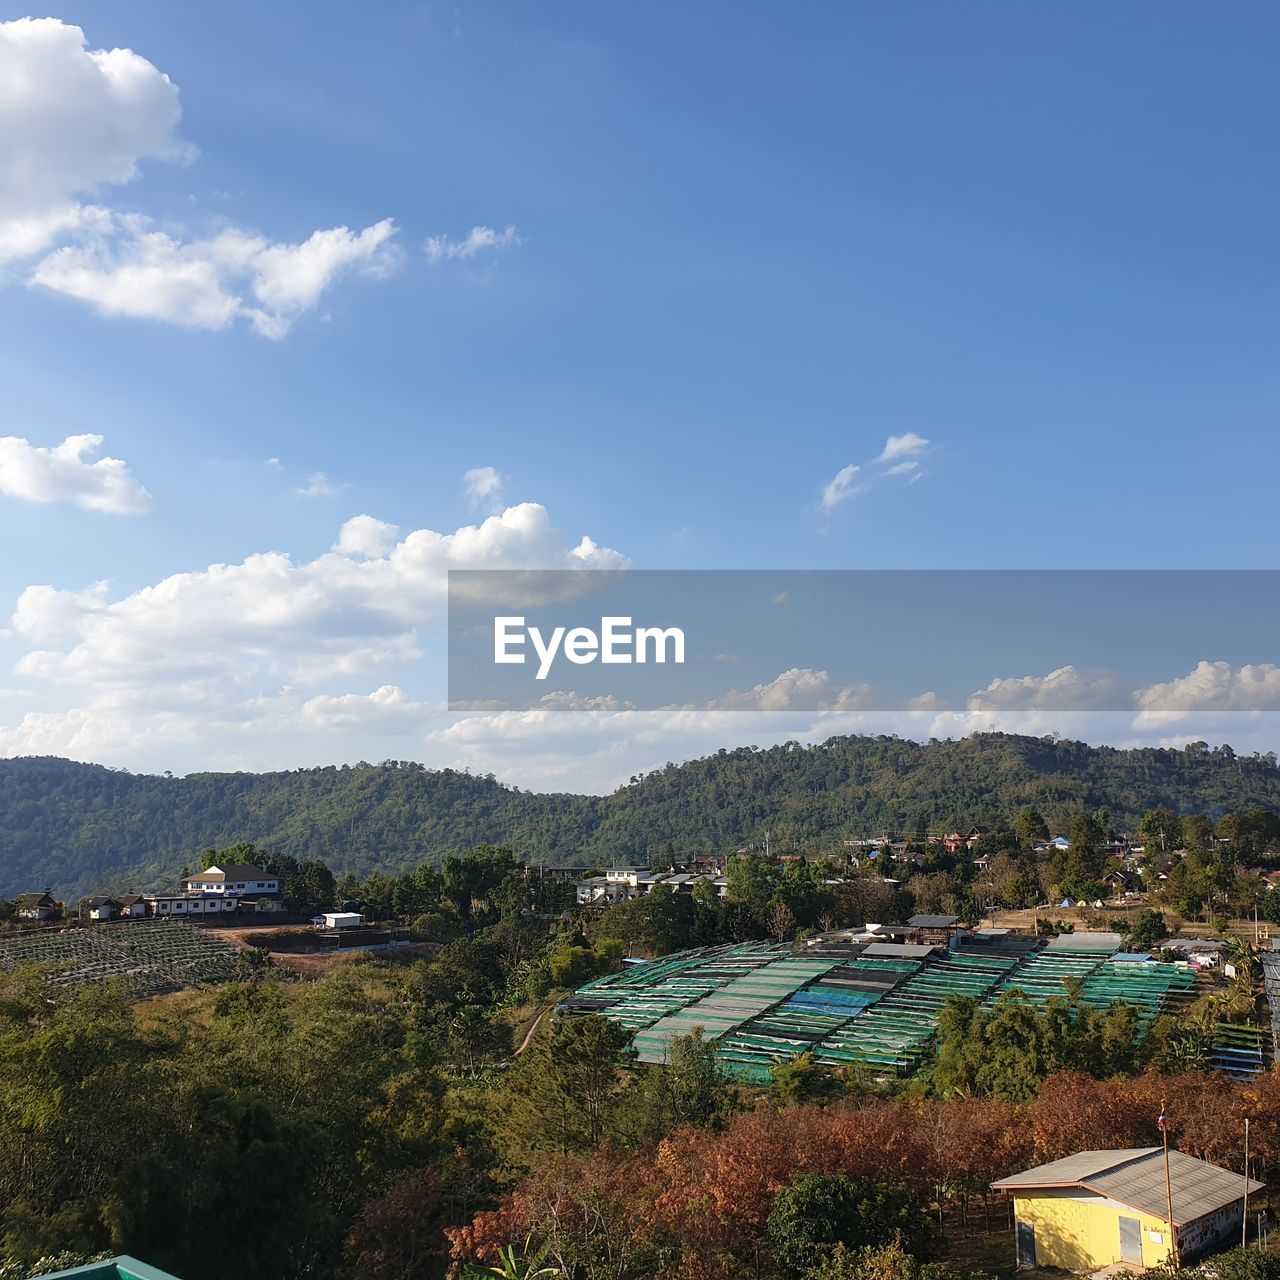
[{"x1": 0, "y1": 919, "x2": 243, "y2": 997}]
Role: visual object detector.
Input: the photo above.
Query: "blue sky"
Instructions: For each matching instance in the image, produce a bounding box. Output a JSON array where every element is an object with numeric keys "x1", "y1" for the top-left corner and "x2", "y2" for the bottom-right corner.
[{"x1": 0, "y1": 3, "x2": 1278, "y2": 787}]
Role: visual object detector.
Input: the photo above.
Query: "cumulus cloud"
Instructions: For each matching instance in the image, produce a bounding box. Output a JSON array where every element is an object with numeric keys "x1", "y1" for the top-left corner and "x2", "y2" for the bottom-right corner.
[
  {"x1": 1134, "y1": 661, "x2": 1280, "y2": 721},
  {"x1": 0, "y1": 434, "x2": 151, "y2": 514},
  {"x1": 3, "y1": 502, "x2": 626, "y2": 762},
  {"x1": 0, "y1": 17, "x2": 400, "y2": 335},
  {"x1": 0, "y1": 17, "x2": 190, "y2": 260},
  {"x1": 295, "y1": 685, "x2": 430, "y2": 732},
  {"x1": 820, "y1": 464, "x2": 863, "y2": 512},
  {"x1": 424, "y1": 224, "x2": 521, "y2": 264},
  {"x1": 334, "y1": 515, "x2": 399, "y2": 559},
  {"x1": 709, "y1": 668, "x2": 872, "y2": 713},
  {"x1": 967, "y1": 665, "x2": 1128, "y2": 712},
  {"x1": 464, "y1": 465, "x2": 506, "y2": 513},
  {"x1": 32, "y1": 218, "x2": 401, "y2": 337}
]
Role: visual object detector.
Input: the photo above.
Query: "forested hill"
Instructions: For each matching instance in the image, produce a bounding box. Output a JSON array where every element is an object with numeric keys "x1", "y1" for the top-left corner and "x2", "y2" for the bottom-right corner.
[{"x1": 2, "y1": 733, "x2": 1279, "y2": 898}]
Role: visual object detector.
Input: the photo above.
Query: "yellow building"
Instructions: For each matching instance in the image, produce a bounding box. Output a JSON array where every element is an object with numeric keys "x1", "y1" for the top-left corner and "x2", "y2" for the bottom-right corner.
[{"x1": 992, "y1": 1148, "x2": 1262, "y2": 1271}]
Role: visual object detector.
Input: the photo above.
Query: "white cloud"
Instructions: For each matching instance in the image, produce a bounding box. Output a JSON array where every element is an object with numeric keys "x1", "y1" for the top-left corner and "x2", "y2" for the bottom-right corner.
[
  {"x1": 32, "y1": 218, "x2": 401, "y2": 338},
  {"x1": 875, "y1": 432, "x2": 929, "y2": 465},
  {"x1": 425, "y1": 224, "x2": 521, "y2": 264},
  {"x1": 0, "y1": 17, "x2": 400, "y2": 335},
  {"x1": 967, "y1": 665, "x2": 1127, "y2": 712},
  {"x1": 464, "y1": 465, "x2": 506, "y2": 513},
  {"x1": 296, "y1": 685, "x2": 430, "y2": 733},
  {"x1": 3, "y1": 502, "x2": 626, "y2": 763},
  {"x1": 816, "y1": 433, "x2": 935, "y2": 516},
  {"x1": 1134, "y1": 661, "x2": 1280, "y2": 721},
  {"x1": 295, "y1": 472, "x2": 347, "y2": 499},
  {"x1": 0, "y1": 18, "x2": 190, "y2": 261},
  {"x1": 710, "y1": 668, "x2": 871, "y2": 713},
  {"x1": 820, "y1": 464, "x2": 863, "y2": 512},
  {"x1": 334, "y1": 515, "x2": 399, "y2": 558},
  {"x1": 0, "y1": 434, "x2": 151, "y2": 514}
]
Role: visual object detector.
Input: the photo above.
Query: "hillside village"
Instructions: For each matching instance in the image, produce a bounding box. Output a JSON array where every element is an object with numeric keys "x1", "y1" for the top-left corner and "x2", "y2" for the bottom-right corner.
[{"x1": 3, "y1": 799, "x2": 1280, "y2": 1280}]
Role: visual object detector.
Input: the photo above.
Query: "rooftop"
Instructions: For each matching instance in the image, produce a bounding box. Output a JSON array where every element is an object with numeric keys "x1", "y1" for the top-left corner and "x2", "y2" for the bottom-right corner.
[
  {"x1": 184, "y1": 863, "x2": 270, "y2": 881},
  {"x1": 992, "y1": 1148, "x2": 1263, "y2": 1225}
]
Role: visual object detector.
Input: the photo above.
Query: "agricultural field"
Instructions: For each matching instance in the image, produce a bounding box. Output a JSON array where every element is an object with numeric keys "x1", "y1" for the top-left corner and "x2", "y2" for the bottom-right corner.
[
  {"x1": 563, "y1": 932, "x2": 1203, "y2": 1082},
  {"x1": 0, "y1": 919, "x2": 243, "y2": 997}
]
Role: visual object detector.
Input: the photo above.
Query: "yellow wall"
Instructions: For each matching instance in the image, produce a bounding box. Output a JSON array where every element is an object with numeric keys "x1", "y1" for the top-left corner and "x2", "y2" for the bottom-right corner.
[{"x1": 1013, "y1": 1193, "x2": 1175, "y2": 1270}]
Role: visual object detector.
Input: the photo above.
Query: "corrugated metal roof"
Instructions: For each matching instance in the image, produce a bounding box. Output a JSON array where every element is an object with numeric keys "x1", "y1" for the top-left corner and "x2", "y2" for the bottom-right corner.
[
  {"x1": 1092, "y1": 1150, "x2": 1264, "y2": 1224},
  {"x1": 993, "y1": 1148, "x2": 1158, "y2": 1188},
  {"x1": 993, "y1": 1149, "x2": 1264, "y2": 1225},
  {"x1": 907, "y1": 914, "x2": 959, "y2": 928},
  {"x1": 863, "y1": 942, "x2": 937, "y2": 958},
  {"x1": 1044, "y1": 931, "x2": 1124, "y2": 952}
]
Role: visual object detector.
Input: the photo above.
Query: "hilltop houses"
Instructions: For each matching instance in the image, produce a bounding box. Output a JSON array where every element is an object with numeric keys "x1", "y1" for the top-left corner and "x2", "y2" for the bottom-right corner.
[{"x1": 576, "y1": 864, "x2": 729, "y2": 905}]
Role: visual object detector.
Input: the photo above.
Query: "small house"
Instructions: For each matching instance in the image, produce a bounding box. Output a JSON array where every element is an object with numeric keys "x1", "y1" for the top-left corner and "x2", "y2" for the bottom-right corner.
[
  {"x1": 16, "y1": 891, "x2": 62, "y2": 921},
  {"x1": 993, "y1": 1147, "x2": 1262, "y2": 1270},
  {"x1": 85, "y1": 896, "x2": 123, "y2": 921}
]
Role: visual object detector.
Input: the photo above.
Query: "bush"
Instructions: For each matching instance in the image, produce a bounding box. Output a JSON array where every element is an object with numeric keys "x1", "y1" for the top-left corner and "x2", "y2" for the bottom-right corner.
[{"x1": 766, "y1": 1174, "x2": 928, "y2": 1278}]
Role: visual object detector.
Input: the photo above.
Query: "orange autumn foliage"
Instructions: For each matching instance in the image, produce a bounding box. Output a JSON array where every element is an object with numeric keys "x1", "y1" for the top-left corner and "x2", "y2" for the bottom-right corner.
[{"x1": 448, "y1": 1070, "x2": 1280, "y2": 1280}]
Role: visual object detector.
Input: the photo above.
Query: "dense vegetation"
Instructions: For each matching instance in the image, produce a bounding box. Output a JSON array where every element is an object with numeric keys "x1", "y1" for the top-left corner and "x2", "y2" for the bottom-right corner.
[
  {"x1": 2, "y1": 733, "x2": 1279, "y2": 897},
  {"x1": 1, "y1": 840, "x2": 1276, "y2": 1280}
]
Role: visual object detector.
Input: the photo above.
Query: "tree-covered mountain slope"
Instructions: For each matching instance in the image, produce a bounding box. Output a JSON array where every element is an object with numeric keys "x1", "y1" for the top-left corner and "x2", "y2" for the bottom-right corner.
[{"x1": 1, "y1": 734, "x2": 1277, "y2": 898}]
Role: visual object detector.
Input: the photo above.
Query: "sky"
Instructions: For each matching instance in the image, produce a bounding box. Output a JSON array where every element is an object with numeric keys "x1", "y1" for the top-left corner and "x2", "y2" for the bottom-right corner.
[{"x1": 0, "y1": 2, "x2": 1278, "y2": 790}]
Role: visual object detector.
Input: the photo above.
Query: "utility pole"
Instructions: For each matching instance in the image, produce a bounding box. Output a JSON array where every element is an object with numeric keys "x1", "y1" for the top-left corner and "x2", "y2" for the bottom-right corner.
[
  {"x1": 1161, "y1": 1100, "x2": 1179, "y2": 1270},
  {"x1": 1243, "y1": 1117, "x2": 1251, "y2": 1249}
]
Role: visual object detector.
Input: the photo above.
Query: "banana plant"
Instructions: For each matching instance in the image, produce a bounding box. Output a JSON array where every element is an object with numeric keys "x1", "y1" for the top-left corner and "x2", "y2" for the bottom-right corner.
[{"x1": 461, "y1": 1240, "x2": 562, "y2": 1280}]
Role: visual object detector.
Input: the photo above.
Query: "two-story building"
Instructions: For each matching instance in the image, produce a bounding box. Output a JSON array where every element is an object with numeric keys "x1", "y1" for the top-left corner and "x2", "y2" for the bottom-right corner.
[{"x1": 182, "y1": 863, "x2": 282, "y2": 900}]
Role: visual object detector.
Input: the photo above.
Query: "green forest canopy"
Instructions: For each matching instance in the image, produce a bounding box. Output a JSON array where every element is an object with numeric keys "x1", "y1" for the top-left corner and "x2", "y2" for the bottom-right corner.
[{"x1": 1, "y1": 732, "x2": 1278, "y2": 898}]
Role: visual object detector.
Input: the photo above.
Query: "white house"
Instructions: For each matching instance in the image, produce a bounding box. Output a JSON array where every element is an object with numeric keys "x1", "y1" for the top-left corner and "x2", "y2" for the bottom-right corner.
[{"x1": 182, "y1": 863, "x2": 281, "y2": 899}]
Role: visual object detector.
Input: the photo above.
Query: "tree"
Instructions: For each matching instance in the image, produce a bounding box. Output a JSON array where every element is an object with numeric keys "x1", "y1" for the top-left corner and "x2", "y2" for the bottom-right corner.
[
  {"x1": 766, "y1": 1174, "x2": 928, "y2": 1278},
  {"x1": 625, "y1": 1030, "x2": 736, "y2": 1143},
  {"x1": 442, "y1": 846, "x2": 518, "y2": 919},
  {"x1": 1013, "y1": 806, "x2": 1050, "y2": 847},
  {"x1": 499, "y1": 1015, "x2": 635, "y2": 1168},
  {"x1": 771, "y1": 1052, "x2": 845, "y2": 1107},
  {"x1": 1125, "y1": 909, "x2": 1167, "y2": 953},
  {"x1": 344, "y1": 1174, "x2": 450, "y2": 1280},
  {"x1": 1181, "y1": 814, "x2": 1214, "y2": 853}
]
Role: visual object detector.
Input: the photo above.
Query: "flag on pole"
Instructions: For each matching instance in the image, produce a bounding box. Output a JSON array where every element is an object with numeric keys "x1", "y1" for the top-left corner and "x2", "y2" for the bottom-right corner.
[{"x1": 1158, "y1": 1106, "x2": 1167, "y2": 1133}]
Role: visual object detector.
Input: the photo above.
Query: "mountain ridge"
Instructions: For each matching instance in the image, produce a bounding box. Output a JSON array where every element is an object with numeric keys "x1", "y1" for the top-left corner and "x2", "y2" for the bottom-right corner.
[{"x1": 2, "y1": 732, "x2": 1278, "y2": 898}]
